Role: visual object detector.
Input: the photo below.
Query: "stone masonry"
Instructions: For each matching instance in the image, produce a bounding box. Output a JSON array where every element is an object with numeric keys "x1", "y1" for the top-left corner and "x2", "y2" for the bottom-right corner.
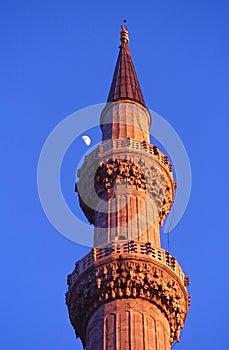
[{"x1": 66, "y1": 26, "x2": 190, "y2": 349}]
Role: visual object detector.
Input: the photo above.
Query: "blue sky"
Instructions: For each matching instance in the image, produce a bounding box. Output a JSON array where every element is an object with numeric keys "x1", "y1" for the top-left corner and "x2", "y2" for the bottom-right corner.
[{"x1": 1, "y1": 0, "x2": 229, "y2": 349}]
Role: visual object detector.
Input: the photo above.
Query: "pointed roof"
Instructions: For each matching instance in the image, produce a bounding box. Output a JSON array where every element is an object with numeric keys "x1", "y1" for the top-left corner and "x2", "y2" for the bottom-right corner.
[{"x1": 107, "y1": 25, "x2": 146, "y2": 107}]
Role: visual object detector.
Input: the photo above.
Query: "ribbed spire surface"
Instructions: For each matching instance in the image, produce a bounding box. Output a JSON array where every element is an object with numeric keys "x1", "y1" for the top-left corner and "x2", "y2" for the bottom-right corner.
[{"x1": 107, "y1": 26, "x2": 146, "y2": 107}]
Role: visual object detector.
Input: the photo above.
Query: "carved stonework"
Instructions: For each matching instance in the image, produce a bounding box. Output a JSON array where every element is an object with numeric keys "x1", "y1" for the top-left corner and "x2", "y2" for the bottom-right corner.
[
  {"x1": 77, "y1": 155, "x2": 175, "y2": 229},
  {"x1": 94, "y1": 157, "x2": 174, "y2": 224},
  {"x1": 66, "y1": 257, "x2": 189, "y2": 347},
  {"x1": 94, "y1": 158, "x2": 146, "y2": 196}
]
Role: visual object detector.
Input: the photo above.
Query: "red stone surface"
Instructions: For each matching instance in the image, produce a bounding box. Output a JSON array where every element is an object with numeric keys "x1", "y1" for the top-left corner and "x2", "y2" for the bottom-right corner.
[{"x1": 66, "y1": 27, "x2": 190, "y2": 350}]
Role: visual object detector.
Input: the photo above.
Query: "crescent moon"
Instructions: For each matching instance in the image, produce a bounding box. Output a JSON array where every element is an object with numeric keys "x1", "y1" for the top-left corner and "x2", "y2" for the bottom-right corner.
[{"x1": 82, "y1": 135, "x2": 91, "y2": 146}]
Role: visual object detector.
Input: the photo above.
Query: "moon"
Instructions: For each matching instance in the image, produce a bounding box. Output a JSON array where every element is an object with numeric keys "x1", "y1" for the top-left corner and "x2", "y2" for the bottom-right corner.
[{"x1": 82, "y1": 135, "x2": 91, "y2": 146}]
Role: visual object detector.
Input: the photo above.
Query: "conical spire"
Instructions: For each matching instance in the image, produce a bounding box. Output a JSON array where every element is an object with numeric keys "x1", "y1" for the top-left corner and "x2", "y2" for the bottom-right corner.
[{"x1": 107, "y1": 25, "x2": 146, "y2": 107}]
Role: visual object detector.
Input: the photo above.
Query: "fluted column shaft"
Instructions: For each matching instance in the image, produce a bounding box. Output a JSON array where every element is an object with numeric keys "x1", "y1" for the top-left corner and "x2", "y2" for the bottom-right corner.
[
  {"x1": 86, "y1": 299, "x2": 170, "y2": 350},
  {"x1": 94, "y1": 185, "x2": 160, "y2": 247},
  {"x1": 93, "y1": 101, "x2": 167, "y2": 247},
  {"x1": 100, "y1": 101, "x2": 151, "y2": 143}
]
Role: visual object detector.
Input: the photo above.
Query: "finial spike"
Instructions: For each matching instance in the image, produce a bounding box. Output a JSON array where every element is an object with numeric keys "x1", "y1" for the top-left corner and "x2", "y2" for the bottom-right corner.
[{"x1": 120, "y1": 20, "x2": 129, "y2": 44}]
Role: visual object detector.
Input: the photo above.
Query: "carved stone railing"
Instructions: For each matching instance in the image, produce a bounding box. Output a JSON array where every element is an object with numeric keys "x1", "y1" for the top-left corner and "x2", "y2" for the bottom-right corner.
[
  {"x1": 67, "y1": 241, "x2": 188, "y2": 289},
  {"x1": 78, "y1": 139, "x2": 173, "y2": 179}
]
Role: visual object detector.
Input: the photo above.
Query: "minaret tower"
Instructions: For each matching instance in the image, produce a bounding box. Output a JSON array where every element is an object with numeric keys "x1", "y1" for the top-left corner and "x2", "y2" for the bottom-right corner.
[{"x1": 66, "y1": 25, "x2": 190, "y2": 350}]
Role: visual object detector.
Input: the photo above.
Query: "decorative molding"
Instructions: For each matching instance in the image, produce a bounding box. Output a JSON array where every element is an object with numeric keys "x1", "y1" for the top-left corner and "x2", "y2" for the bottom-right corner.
[
  {"x1": 77, "y1": 154, "x2": 175, "y2": 226},
  {"x1": 94, "y1": 158, "x2": 146, "y2": 196},
  {"x1": 66, "y1": 258, "x2": 189, "y2": 347}
]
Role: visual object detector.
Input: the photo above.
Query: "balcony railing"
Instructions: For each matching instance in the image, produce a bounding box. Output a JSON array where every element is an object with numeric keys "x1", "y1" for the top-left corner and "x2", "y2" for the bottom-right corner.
[
  {"x1": 79, "y1": 139, "x2": 173, "y2": 177},
  {"x1": 67, "y1": 241, "x2": 187, "y2": 288}
]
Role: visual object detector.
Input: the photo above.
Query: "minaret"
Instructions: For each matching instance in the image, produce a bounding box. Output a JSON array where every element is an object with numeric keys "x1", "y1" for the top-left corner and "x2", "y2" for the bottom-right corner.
[{"x1": 66, "y1": 25, "x2": 190, "y2": 350}]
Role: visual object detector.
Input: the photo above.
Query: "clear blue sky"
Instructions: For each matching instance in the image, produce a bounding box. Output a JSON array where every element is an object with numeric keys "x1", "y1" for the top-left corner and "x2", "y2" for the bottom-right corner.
[{"x1": 1, "y1": 0, "x2": 229, "y2": 349}]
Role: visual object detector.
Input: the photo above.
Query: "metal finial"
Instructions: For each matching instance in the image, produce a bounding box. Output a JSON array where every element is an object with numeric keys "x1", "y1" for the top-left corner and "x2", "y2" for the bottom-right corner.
[{"x1": 120, "y1": 20, "x2": 129, "y2": 44}]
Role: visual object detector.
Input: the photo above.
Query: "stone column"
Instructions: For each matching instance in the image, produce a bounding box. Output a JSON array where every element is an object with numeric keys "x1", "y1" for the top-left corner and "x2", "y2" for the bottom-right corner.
[{"x1": 86, "y1": 300, "x2": 170, "y2": 350}]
